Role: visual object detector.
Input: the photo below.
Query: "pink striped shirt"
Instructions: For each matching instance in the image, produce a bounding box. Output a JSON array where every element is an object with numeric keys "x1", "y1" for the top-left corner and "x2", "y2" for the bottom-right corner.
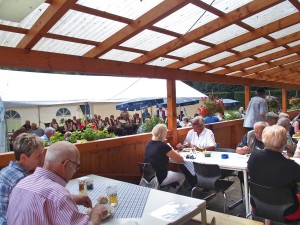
[{"x1": 7, "y1": 167, "x2": 89, "y2": 225}]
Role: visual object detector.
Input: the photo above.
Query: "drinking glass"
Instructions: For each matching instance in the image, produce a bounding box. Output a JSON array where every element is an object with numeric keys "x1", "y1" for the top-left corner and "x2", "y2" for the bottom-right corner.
[{"x1": 106, "y1": 185, "x2": 118, "y2": 206}]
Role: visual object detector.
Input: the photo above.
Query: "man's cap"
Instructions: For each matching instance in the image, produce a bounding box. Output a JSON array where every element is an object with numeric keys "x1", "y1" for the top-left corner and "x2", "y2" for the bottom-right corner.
[{"x1": 266, "y1": 112, "x2": 279, "y2": 119}]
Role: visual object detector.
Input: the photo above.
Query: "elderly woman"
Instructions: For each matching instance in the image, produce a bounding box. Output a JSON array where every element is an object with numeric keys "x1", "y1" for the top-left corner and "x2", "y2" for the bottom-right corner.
[
  {"x1": 248, "y1": 125, "x2": 300, "y2": 224},
  {"x1": 144, "y1": 124, "x2": 185, "y2": 190}
]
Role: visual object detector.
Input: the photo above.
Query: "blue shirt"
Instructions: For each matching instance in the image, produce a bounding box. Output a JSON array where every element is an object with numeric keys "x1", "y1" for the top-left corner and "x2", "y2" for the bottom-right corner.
[
  {"x1": 204, "y1": 116, "x2": 220, "y2": 124},
  {"x1": 0, "y1": 161, "x2": 28, "y2": 225}
]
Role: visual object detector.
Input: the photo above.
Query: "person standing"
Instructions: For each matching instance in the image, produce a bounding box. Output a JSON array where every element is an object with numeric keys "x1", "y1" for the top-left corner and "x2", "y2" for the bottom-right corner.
[
  {"x1": 0, "y1": 133, "x2": 44, "y2": 225},
  {"x1": 243, "y1": 87, "x2": 268, "y2": 131},
  {"x1": 7, "y1": 141, "x2": 107, "y2": 225}
]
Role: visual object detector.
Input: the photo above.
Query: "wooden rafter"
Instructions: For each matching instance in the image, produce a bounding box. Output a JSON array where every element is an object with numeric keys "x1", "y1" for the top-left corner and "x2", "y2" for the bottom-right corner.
[
  {"x1": 167, "y1": 13, "x2": 300, "y2": 69},
  {"x1": 131, "y1": 0, "x2": 284, "y2": 64},
  {"x1": 16, "y1": 0, "x2": 78, "y2": 49},
  {"x1": 83, "y1": 0, "x2": 191, "y2": 58}
]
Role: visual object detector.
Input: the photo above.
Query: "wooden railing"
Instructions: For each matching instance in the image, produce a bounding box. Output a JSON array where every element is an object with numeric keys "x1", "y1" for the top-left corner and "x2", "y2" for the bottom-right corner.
[{"x1": 1, "y1": 110, "x2": 299, "y2": 183}]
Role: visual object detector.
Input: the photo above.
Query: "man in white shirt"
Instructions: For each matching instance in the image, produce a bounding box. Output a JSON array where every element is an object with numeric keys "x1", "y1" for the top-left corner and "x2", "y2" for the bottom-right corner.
[
  {"x1": 176, "y1": 116, "x2": 216, "y2": 151},
  {"x1": 176, "y1": 116, "x2": 216, "y2": 187}
]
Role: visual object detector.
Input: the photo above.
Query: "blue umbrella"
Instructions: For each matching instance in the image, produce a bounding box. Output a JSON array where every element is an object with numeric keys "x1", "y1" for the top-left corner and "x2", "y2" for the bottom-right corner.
[
  {"x1": 222, "y1": 99, "x2": 239, "y2": 108},
  {"x1": 116, "y1": 97, "x2": 164, "y2": 111},
  {"x1": 158, "y1": 97, "x2": 200, "y2": 108}
]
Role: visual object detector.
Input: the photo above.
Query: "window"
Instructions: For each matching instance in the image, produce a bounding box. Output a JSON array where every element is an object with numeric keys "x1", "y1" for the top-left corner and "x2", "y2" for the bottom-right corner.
[
  {"x1": 5, "y1": 110, "x2": 21, "y2": 132},
  {"x1": 56, "y1": 108, "x2": 71, "y2": 124}
]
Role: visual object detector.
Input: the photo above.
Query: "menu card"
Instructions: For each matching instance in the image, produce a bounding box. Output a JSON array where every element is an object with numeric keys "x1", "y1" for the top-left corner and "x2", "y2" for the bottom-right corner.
[{"x1": 149, "y1": 202, "x2": 197, "y2": 224}]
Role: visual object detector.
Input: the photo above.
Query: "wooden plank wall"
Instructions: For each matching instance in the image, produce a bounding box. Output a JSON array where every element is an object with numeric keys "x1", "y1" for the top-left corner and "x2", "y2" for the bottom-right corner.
[{"x1": 1, "y1": 110, "x2": 299, "y2": 183}]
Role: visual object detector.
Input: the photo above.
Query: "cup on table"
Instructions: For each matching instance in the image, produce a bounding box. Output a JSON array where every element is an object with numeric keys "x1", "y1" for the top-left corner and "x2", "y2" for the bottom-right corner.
[
  {"x1": 106, "y1": 185, "x2": 118, "y2": 207},
  {"x1": 78, "y1": 177, "x2": 88, "y2": 194}
]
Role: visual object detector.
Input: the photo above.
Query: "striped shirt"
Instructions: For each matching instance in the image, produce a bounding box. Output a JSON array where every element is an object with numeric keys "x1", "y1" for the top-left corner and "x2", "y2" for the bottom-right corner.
[
  {"x1": 7, "y1": 167, "x2": 89, "y2": 225},
  {"x1": 0, "y1": 161, "x2": 28, "y2": 225}
]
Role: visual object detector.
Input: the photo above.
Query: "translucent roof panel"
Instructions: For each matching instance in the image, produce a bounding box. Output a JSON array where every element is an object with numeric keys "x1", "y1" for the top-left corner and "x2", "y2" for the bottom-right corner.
[
  {"x1": 200, "y1": 0, "x2": 252, "y2": 13},
  {"x1": 269, "y1": 23, "x2": 300, "y2": 39},
  {"x1": 254, "y1": 47, "x2": 286, "y2": 58},
  {"x1": 206, "y1": 67, "x2": 225, "y2": 73},
  {"x1": 242, "y1": 1, "x2": 298, "y2": 29},
  {"x1": 0, "y1": 31, "x2": 25, "y2": 47},
  {"x1": 0, "y1": 3, "x2": 49, "y2": 29},
  {"x1": 168, "y1": 42, "x2": 210, "y2": 58},
  {"x1": 77, "y1": 0, "x2": 163, "y2": 20},
  {"x1": 120, "y1": 29, "x2": 176, "y2": 51},
  {"x1": 146, "y1": 57, "x2": 177, "y2": 67},
  {"x1": 99, "y1": 49, "x2": 142, "y2": 62},
  {"x1": 288, "y1": 40, "x2": 300, "y2": 47},
  {"x1": 201, "y1": 24, "x2": 248, "y2": 45},
  {"x1": 269, "y1": 54, "x2": 298, "y2": 62},
  {"x1": 33, "y1": 38, "x2": 94, "y2": 56},
  {"x1": 226, "y1": 58, "x2": 252, "y2": 67},
  {"x1": 154, "y1": 3, "x2": 217, "y2": 34},
  {"x1": 232, "y1": 38, "x2": 270, "y2": 52},
  {"x1": 180, "y1": 63, "x2": 204, "y2": 71},
  {"x1": 245, "y1": 63, "x2": 268, "y2": 70},
  {"x1": 202, "y1": 51, "x2": 234, "y2": 63},
  {"x1": 49, "y1": 10, "x2": 126, "y2": 42}
]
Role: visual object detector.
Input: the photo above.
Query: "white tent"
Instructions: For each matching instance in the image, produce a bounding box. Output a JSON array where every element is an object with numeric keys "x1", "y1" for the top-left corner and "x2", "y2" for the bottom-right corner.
[{"x1": 0, "y1": 69, "x2": 206, "y2": 106}]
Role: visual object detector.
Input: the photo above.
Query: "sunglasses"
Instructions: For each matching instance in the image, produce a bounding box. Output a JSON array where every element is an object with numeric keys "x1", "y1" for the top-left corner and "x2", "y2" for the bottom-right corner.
[{"x1": 68, "y1": 160, "x2": 80, "y2": 171}]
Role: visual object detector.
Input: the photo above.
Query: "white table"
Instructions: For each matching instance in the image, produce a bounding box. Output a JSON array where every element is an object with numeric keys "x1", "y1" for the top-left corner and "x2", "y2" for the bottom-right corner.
[
  {"x1": 66, "y1": 174, "x2": 207, "y2": 225},
  {"x1": 173, "y1": 151, "x2": 250, "y2": 216}
]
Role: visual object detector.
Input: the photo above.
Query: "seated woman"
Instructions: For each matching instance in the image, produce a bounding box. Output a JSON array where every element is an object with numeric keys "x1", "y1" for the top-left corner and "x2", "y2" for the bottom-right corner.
[
  {"x1": 144, "y1": 124, "x2": 185, "y2": 191},
  {"x1": 248, "y1": 125, "x2": 300, "y2": 224}
]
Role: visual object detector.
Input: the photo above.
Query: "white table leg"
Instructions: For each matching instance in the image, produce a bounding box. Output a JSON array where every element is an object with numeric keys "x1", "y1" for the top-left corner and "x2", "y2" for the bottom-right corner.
[{"x1": 243, "y1": 169, "x2": 250, "y2": 216}]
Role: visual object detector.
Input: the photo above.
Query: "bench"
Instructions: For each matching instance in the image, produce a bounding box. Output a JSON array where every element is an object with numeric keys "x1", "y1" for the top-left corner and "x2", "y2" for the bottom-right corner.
[{"x1": 192, "y1": 210, "x2": 263, "y2": 225}]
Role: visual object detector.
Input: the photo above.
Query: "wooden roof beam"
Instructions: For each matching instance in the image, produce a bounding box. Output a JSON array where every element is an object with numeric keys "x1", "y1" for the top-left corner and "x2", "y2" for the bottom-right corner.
[
  {"x1": 131, "y1": 0, "x2": 284, "y2": 64},
  {"x1": 248, "y1": 59, "x2": 300, "y2": 78},
  {"x1": 84, "y1": 0, "x2": 190, "y2": 58},
  {"x1": 17, "y1": 0, "x2": 78, "y2": 50},
  {"x1": 259, "y1": 65, "x2": 300, "y2": 80},
  {"x1": 194, "y1": 32, "x2": 300, "y2": 73},
  {"x1": 168, "y1": 13, "x2": 300, "y2": 69},
  {"x1": 0, "y1": 24, "x2": 27, "y2": 34},
  {"x1": 1, "y1": 46, "x2": 299, "y2": 89}
]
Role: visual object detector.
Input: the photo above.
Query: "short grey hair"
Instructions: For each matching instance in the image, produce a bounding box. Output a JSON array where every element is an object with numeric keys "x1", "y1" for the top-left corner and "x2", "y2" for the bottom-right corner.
[
  {"x1": 152, "y1": 124, "x2": 168, "y2": 141},
  {"x1": 266, "y1": 112, "x2": 279, "y2": 120},
  {"x1": 278, "y1": 112, "x2": 289, "y2": 119},
  {"x1": 262, "y1": 125, "x2": 287, "y2": 152},
  {"x1": 45, "y1": 127, "x2": 56, "y2": 135},
  {"x1": 253, "y1": 121, "x2": 268, "y2": 130},
  {"x1": 277, "y1": 118, "x2": 291, "y2": 128},
  {"x1": 192, "y1": 116, "x2": 205, "y2": 125},
  {"x1": 13, "y1": 133, "x2": 44, "y2": 161}
]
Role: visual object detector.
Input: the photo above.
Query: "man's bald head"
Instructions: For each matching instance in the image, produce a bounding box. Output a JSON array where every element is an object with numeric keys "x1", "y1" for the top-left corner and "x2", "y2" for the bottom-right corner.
[
  {"x1": 45, "y1": 141, "x2": 79, "y2": 163},
  {"x1": 44, "y1": 141, "x2": 80, "y2": 182}
]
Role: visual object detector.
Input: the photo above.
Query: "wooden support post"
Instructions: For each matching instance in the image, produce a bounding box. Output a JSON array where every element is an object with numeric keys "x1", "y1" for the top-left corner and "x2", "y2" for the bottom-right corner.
[
  {"x1": 282, "y1": 88, "x2": 287, "y2": 112},
  {"x1": 167, "y1": 80, "x2": 178, "y2": 145},
  {"x1": 245, "y1": 85, "x2": 251, "y2": 109}
]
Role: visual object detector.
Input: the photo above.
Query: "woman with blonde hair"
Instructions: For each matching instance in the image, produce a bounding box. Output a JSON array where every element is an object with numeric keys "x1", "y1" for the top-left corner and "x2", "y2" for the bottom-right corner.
[
  {"x1": 144, "y1": 124, "x2": 185, "y2": 191},
  {"x1": 248, "y1": 125, "x2": 300, "y2": 224}
]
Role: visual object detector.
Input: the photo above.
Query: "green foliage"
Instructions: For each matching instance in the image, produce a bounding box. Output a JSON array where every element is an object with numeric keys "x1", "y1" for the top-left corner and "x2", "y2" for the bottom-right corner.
[
  {"x1": 82, "y1": 128, "x2": 99, "y2": 141},
  {"x1": 224, "y1": 111, "x2": 242, "y2": 120},
  {"x1": 50, "y1": 131, "x2": 64, "y2": 144},
  {"x1": 96, "y1": 128, "x2": 116, "y2": 139},
  {"x1": 71, "y1": 130, "x2": 84, "y2": 140},
  {"x1": 137, "y1": 116, "x2": 165, "y2": 134}
]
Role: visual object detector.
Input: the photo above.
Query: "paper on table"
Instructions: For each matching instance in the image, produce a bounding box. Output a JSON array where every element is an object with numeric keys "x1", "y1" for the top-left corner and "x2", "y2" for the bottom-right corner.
[{"x1": 149, "y1": 202, "x2": 197, "y2": 223}]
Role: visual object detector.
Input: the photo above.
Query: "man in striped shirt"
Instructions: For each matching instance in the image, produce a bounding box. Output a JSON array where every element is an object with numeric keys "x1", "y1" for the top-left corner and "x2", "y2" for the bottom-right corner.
[
  {"x1": 7, "y1": 141, "x2": 107, "y2": 225},
  {"x1": 0, "y1": 133, "x2": 44, "y2": 225}
]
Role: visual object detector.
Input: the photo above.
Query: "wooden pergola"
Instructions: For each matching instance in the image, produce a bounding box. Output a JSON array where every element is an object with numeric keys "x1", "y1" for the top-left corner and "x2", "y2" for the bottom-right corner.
[{"x1": 0, "y1": 0, "x2": 299, "y2": 145}]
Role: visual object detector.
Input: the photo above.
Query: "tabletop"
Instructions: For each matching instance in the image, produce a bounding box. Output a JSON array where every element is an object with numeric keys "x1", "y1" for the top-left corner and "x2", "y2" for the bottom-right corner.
[{"x1": 66, "y1": 174, "x2": 207, "y2": 225}]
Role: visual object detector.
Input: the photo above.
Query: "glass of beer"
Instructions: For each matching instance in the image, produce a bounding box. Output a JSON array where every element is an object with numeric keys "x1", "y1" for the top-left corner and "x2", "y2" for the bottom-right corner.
[{"x1": 106, "y1": 185, "x2": 118, "y2": 207}]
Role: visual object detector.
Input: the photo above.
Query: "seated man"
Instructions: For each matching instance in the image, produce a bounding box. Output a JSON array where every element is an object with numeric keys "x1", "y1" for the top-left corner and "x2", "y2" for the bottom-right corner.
[
  {"x1": 7, "y1": 141, "x2": 107, "y2": 225},
  {"x1": 277, "y1": 117, "x2": 296, "y2": 157},
  {"x1": 40, "y1": 127, "x2": 56, "y2": 144},
  {"x1": 236, "y1": 121, "x2": 268, "y2": 155},
  {"x1": 266, "y1": 112, "x2": 279, "y2": 126},
  {"x1": 0, "y1": 133, "x2": 44, "y2": 225},
  {"x1": 176, "y1": 116, "x2": 216, "y2": 187},
  {"x1": 30, "y1": 122, "x2": 44, "y2": 137}
]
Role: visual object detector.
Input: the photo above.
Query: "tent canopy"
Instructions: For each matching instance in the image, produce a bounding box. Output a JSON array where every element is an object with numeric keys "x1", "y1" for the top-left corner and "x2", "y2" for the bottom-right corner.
[{"x1": 0, "y1": 70, "x2": 206, "y2": 107}]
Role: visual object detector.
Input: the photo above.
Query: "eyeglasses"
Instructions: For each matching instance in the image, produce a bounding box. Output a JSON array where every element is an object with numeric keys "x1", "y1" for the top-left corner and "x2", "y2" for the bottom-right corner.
[
  {"x1": 68, "y1": 160, "x2": 80, "y2": 171},
  {"x1": 192, "y1": 123, "x2": 200, "y2": 126}
]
